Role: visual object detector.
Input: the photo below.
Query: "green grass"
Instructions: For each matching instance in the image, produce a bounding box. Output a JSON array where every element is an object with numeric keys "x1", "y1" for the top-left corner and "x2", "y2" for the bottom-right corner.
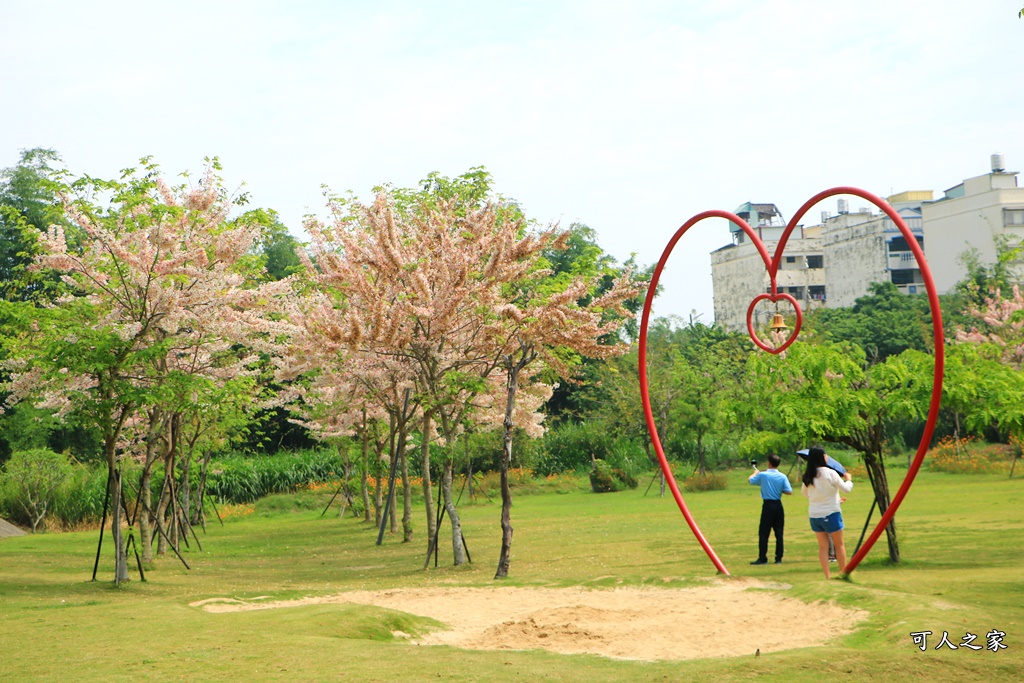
[{"x1": 0, "y1": 468, "x2": 1021, "y2": 682}]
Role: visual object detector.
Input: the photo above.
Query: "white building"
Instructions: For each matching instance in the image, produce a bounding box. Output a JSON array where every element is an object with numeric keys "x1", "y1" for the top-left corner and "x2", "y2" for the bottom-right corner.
[
  {"x1": 711, "y1": 155, "x2": 1024, "y2": 331},
  {"x1": 711, "y1": 202, "x2": 826, "y2": 331},
  {"x1": 820, "y1": 192, "x2": 929, "y2": 308},
  {"x1": 922, "y1": 154, "x2": 1024, "y2": 293},
  {"x1": 711, "y1": 196, "x2": 928, "y2": 330}
]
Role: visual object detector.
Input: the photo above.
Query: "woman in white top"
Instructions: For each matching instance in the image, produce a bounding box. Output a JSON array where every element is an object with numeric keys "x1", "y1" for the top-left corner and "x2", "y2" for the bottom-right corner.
[{"x1": 800, "y1": 447, "x2": 854, "y2": 579}]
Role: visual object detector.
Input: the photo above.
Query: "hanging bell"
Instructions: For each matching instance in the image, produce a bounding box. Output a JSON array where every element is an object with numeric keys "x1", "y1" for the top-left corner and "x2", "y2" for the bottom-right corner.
[{"x1": 769, "y1": 313, "x2": 788, "y2": 333}]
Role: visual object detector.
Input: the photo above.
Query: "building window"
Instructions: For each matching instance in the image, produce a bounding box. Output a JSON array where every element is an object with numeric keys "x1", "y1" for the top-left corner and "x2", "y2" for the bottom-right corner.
[
  {"x1": 806, "y1": 255, "x2": 823, "y2": 269},
  {"x1": 785, "y1": 256, "x2": 796, "y2": 264},
  {"x1": 889, "y1": 236, "x2": 923, "y2": 253},
  {"x1": 891, "y1": 269, "x2": 918, "y2": 285},
  {"x1": 808, "y1": 285, "x2": 826, "y2": 300},
  {"x1": 1005, "y1": 208, "x2": 1024, "y2": 226}
]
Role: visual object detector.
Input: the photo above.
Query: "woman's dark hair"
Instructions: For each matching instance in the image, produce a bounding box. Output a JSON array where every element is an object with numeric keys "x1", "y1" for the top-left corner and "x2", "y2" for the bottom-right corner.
[{"x1": 801, "y1": 447, "x2": 827, "y2": 487}]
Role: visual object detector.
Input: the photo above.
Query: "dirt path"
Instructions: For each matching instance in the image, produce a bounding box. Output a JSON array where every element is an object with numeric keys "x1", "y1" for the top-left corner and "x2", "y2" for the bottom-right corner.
[{"x1": 191, "y1": 580, "x2": 866, "y2": 661}]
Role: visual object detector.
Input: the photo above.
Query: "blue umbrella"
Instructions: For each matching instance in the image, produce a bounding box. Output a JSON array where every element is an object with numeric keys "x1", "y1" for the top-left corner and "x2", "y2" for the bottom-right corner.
[{"x1": 796, "y1": 448, "x2": 847, "y2": 476}]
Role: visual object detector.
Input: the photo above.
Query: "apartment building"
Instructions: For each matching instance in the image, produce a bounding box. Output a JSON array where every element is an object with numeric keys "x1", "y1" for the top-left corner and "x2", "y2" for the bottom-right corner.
[{"x1": 922, "y1": 154, "x2": 1024, "y2": 292}]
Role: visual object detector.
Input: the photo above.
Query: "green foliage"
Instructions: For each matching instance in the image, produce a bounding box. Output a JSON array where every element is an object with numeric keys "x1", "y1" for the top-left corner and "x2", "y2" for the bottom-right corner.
[
  {"x1": 532, "y1": 422, "x2": 633, "y2": 475},
  {"x1": 538, "y1": 225, "x2": 652, "y2": 420},
  {"x1": 238, "y1": 208, "x2": 303, "y2": 281},
  {"x1": 0, "y1": 448, "x2": 73, "y2": 531},
  {"x1": 810, "y1": 282, "x2": 932, "y2": 363},
  {"x1": 207, "y1": 450, "x2": 344, "y2": 504},
  {"x1": 0, "y1": 148, "x2": 74, "y2": 302},
  {"x1": 587, "y1": 458, "x2": 638, "y2": 493},
  {"x1": 49, "y1": 464, "x2": 109, "y2": 527},
  {"x1": 955, "y1": 237, "x2": 1023, "y2": 307},
  {"x1": 461, "y1": 428, "x2": 541, "y2": 473},
  {"x1": 0, "y1": 459, "x2": 108, "y2": 530},
  {"x1": 737, "y1": 431, "x2": 799, "y2": 460}
]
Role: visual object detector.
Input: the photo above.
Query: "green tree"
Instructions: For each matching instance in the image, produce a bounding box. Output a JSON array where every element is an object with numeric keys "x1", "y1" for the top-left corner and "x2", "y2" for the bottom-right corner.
[
  {"x1": 0, "y1": 148, "x2": 74, "y2": 302},
  {"x1": 955, "y1": 237, "x2": 1023, "y2": 308},
  {"x1": 541, "y1": 224, "x2": 651, "y2": 421},
  {"x1": 749, "y1": 342, "x2": 935, "y2": 563},
  {"x1": 810, "y1": 282, "x2": 931, "y2": 363},
  {"x1": 239, "y1": 208, "x2": 303, "y2": 281},
  {"x1": 2, "y1": 448, "x2": 73, "y2": 532}
]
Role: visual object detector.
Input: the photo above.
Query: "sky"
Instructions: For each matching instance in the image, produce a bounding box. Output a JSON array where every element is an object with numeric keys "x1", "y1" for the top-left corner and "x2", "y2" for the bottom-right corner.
[{"x1": 3, "y1": 1, "x2": 1023, "y2": 323}]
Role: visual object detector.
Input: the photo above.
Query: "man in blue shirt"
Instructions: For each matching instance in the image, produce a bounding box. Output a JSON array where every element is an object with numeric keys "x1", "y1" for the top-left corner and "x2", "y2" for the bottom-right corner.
[{"x1": 748, "y1": 453, "x2": 793, "y2": 565}]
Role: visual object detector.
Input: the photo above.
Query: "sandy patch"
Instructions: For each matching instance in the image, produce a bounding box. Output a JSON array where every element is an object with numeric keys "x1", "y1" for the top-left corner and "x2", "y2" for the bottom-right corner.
[
  {"x1": 0, "y1": 518, "x2": 26, "y2": 539},
  {"x1": 191, "y1": 581, "x2": 866, "y2": 661}
]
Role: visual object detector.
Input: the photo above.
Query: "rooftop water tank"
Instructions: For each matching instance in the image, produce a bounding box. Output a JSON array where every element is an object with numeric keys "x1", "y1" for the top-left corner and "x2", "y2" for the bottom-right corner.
[{"x1": 992, "y1": 153, "x2": 1006, "y2": 172}]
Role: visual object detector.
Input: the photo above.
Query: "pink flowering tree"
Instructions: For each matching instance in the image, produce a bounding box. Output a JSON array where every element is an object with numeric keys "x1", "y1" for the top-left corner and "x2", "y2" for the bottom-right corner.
[
  {"x1": 296, "y1": 168, "x2": 575, "y2": 565},
  {"x1": 953, "y1": 285, "x2": 1024, "y2": 442},
  {"x1": 485, "y1": 268, "x2": 639, "y2": 578},
  {"x1": 956, "y1": 285, "x2": 1024, "y2": 368},
  {"x1": 3, "y1": 159, "x2": 286, "y2": 582}
]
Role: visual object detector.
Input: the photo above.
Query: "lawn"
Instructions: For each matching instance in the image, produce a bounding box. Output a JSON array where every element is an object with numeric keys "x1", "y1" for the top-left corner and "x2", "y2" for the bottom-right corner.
[{"x1": 0, "y1": 468, "x2": 1021, "y2": 682}]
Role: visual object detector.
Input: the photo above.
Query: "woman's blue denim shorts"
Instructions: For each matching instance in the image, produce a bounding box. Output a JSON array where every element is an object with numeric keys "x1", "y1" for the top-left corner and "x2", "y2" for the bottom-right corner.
[{"x1": 809, "y1": 511, "x2": 844, "y2": 533}]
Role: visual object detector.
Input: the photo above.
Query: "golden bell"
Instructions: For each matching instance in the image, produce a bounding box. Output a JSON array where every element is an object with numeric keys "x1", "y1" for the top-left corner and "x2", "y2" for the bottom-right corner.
[{"x1": 769, "y1": 313, "x2": 788, "y2": 333}]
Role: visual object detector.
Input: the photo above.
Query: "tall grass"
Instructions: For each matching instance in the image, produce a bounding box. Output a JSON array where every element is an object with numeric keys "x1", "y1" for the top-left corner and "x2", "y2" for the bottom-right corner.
[
  {"x1": 533, "y1": 422, "x2": 649, "y2": 478},
  {"x1": 207, "y1": 449, "x2": 344, "y2": 503},
  {"x1": 0, "y1": 462, "x2": 108, "y2": 530}
]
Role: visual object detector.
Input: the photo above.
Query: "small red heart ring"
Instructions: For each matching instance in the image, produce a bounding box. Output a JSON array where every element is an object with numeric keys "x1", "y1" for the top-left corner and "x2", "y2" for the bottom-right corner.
[{"x1": 747, "y1": 293, "x2": 802, "y2": 354}]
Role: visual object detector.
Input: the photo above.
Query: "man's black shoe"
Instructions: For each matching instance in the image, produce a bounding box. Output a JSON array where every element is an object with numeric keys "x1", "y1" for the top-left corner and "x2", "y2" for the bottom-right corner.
[
  {"x1": 750, "y1": 559, "x2": 768, "y2": 565},
  {"x1": 775, "y1": 560, "x2": 783, "y2": 564}
]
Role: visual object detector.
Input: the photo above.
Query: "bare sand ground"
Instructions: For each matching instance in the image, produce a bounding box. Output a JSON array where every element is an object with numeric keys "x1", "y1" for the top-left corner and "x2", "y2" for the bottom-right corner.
[
  {"x1": 0, "y1": 518, "x2": 26, "y2": 538},
  {"x1": 191, "y1": 579, "x2": 867, "y2": 661}
]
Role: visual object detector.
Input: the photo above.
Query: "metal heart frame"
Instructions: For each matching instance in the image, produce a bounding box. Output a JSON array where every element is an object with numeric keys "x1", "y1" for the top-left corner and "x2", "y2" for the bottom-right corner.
[
  {"x1": 746, "y1": 292, "x2": 802, "y2": 354},
  {"x1": 638, "y1": 186, "x2": 945, "y2": 576}
]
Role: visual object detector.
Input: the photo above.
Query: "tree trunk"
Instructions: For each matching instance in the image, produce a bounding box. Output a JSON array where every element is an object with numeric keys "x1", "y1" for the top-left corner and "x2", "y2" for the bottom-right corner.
[
  {"x1": 401, "y1": 438, "x2": 413, "y2": 543},
  {"x1": 697, "y1": 431, "x2": 707, "y2": 475},
  {"x1": 195, "y1": 450, "x2": 213, "y2": 528},
  {"x1": 139, "y1": 408, "x2": 166, "y2": 563},
  {"x1": 863, "y1": 449, "x2": 899, "y2": 563},
  {"x1": 360, "y1": 427, "x2": 371, "y2": 523},
  {"x1": 374, "y1": 459, "x2": 384, "y2": 528},
  {"x1": 156, "y1": 429, "x2": 179, "y2": 557},
  {"x1": 178, "y1": 451, "x2": 192, "y2": 529},
  {"x1": 494, "y1": 360, "x2": 521, "y2": 579},
  {"x1": 421, "y1": 411, "x2": 437, "y2": 555},
  {"x1": 389, "y1": 491, "x2": 398, "y2": 533},
  {"x1": 139, "y1": 465, "x2": 155, "y2": 563},
  {"x1": 388, "y1": 414, "x2": 398, "y2": 534},
  {"x1": 442, "y1": 459, "x2": 467, "y2": 565},
  {"x1": 110, "y1": 466, "x2": 129, "y2": 584}
]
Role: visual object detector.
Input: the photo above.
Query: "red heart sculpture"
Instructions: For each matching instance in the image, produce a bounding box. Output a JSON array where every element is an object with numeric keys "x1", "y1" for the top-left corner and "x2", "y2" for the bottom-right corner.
[
  {"x1": 638, "y1": 187, "x2": 945, "y2": 576},
  {"x1": 746, "y1": 293, "x2": 802, "y2": 354}
]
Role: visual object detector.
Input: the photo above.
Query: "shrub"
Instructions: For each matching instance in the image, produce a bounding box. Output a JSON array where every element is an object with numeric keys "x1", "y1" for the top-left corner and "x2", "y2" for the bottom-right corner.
[
  {"x1": 49, "y1": 464, "x2": 108, "y2": 528},
  {"x1": 535, "y1": 422, "x2": 612, "y2": 476},
  {"x1": 663, "y1": 434, "x2": 735, "y2": 470},
  {"x1": 588, "y1": 459, "x2": 638, "y2": 493},
  {"x1": 534, "y1": 422, "x2": 649, "y2": 478},
  {"x1": 1, "y1": 448, "x2": 73, "y2": 532},
  {"x1": 928, "y1": 436, "x2": 1011, "y2": 474},
  {"x1": 682, "y1": 471, "x2": 727, "y2": 492}
]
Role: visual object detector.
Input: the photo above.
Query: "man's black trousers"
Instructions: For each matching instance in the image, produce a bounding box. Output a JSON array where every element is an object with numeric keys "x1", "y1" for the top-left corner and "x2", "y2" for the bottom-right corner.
[{"x1": 758, "y1": 499, "x2": 784, "y2": 562}]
